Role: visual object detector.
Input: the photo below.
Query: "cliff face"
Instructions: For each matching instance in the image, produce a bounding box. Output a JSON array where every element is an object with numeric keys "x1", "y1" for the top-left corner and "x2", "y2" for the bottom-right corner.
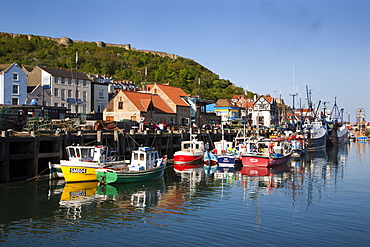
[{"x1": 0, "y1": 32, "x2": 180, "y2": 60}]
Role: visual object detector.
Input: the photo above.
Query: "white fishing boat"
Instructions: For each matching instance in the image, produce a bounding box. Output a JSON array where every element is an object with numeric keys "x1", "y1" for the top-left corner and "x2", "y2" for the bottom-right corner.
[{"x1": 213, "y1": 124, "x2": 238, "y2": 167}]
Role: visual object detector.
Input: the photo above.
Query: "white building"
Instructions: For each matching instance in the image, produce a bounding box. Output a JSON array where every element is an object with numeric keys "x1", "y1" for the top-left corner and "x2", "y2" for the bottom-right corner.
[
  {"x1": 24, "y1": 66, "x2": 109, "y2": 115},
  {"x1": 252, "y1": 95, "x2": 278, "y2": 127},
  {"x1": 0, "y1": 63, "x2": 27, "y2": 105}
]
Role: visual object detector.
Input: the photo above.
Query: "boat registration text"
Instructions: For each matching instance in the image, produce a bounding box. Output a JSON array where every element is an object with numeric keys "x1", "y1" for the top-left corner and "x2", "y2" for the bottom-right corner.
[{"x1": 70, "y1": 168, "x2": 87, "y2": 173}]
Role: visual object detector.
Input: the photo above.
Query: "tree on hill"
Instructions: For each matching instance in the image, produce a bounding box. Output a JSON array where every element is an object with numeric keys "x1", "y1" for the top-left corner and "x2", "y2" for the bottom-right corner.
[{"x1": 0, "y1": 33, "x2": 246, "y2": 101}]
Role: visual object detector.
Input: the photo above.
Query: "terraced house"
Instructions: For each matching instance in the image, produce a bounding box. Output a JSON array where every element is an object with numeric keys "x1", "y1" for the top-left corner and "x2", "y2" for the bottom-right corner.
[
  {"x1": 0, "y1": 63, "x2": 27, "y2": 105},
  {"x1": 24, "y1": 66, "x2": 109, "y2": 115}
]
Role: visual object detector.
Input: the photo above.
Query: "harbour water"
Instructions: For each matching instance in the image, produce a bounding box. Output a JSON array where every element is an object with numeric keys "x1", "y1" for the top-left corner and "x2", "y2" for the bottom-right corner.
[{"x1": 1, "y1": 142, "x2": 369, "y2": 246}]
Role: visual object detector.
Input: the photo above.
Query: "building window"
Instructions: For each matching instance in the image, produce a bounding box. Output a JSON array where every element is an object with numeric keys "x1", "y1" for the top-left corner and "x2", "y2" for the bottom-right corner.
[
  {"x1": 12, "y1": 98, "x2": 18, "y2": 105},
  {"x1": 118, "y1": 102, "x2": 123, "y2": 109},
  {"x1": 67, "y1": 104, "x2": 71, "y2": 110},
  {"x1": 54, "y1": 103, "x2": 59, "y2": 107},
  {"x1": 12, "y1": 84, "x2": 19, "y2": 94},
  {"x1": 61, "y1": 89, "x2": 65, "y2": 100},
  {"x1": 83, "y1": 80, "x2": 87, "y2": 87},
  {"x1": 98, "y1": 103, "x2": 105, "y2": 113},
  {"x1": 99, "y1": 89, "x2": 104, "y2": 98},
  {"x1": 68, "y1": 78, "x2": 72, "y2": 85},
  {"x1": 83, "y1": 91, "x2": 87, "y2": 102},
  {"x1": 54, "y1": 77, "x2": 59, "y2": 84},
  {"x1": 68, "y1": 90, "x2": 72, "y2": 98},
  {"x1": 61, "y1": 78, "x2": 65, "y2": 85},
  {"x1": 54, "y1": 88, "x2": 59, "y2": 97},
  {"x1": 13, "y1": 73, "x2": 19, "y2": 81},
  {"x1": 83, "y1": 105, "x2": 87, "y2": 114},
  {"x1": 61, "y1": 103, "x2": 65, "y2": 107}
]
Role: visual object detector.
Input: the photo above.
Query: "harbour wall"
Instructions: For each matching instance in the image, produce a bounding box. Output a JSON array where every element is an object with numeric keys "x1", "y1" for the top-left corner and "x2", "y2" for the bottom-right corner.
[{"x1": 0, "y1": 128, "x2": 238, "y2": 183}]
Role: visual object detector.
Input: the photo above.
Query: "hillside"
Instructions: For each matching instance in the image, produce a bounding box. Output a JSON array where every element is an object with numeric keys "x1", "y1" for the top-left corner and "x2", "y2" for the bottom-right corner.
[{"x1": 0, "y1": 32, "x2": 251, "y2": 101}]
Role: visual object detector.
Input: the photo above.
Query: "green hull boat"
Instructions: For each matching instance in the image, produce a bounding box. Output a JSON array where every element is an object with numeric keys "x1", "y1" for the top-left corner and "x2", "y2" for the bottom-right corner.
[
  {"x1": 96, "y1": 147, "x2": 167, "y2": 184},
  {"x1": 96, "y1": 164, "x2": 166, "y2": 184}
]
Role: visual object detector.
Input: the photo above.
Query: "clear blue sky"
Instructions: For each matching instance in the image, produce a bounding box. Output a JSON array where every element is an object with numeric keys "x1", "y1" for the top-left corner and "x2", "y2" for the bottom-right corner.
[{"x1": 3, "y1": 0, "x2": 370, "y2": 123}]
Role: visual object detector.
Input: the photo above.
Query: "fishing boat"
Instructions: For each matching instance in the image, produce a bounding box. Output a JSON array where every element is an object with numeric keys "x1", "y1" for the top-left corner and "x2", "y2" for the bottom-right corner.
[
  {"x1": 241, "y1": 138, "x2": 292, "y2": 167},
  {"x1": 213, "y1": 124, "x2": 239, "y2": 167},
  {"x1": 60, "y1": 144, "x2": 126, "y2": 183},
  {"x1": 326, "y1": 99, "x2": 349, "y2": 146},
  {"x1": 96, "y1": 147, "x2": 167, "y2": 184},
  {"x1": 302, "y1": 119, "x2": 327, "y2": 150},
  {"x1": 49, "y1": 162, "x2": 64, "y2": 179},
  {"x1": 173, "y1": 130, "x2": 205, "y2": 171},
  {"x1": 288, "y1": 135, "x2": 308, "y2": 157},
  {"x1": 301, "y1": 86, "x2": 327, "y2": 150},
  {"x1": 327, "y1": 122, "x2": 349, "y2": 146}
]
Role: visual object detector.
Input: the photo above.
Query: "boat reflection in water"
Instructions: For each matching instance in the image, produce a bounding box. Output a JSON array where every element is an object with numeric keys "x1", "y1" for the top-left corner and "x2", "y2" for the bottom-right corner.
[
  {"x1": 239, "y1": 164, "x2": 291, "y2": 228},
  {"x1": 96, "y1": 178, "x2": 166, "y2": 211},
  {"x1": 241, "y1": 164, "x2": 291, "y2": 194},
  {"x1": 173, "y1": 164, "x2": 205, "y2": 199},
  {"x1": 47, "y1": 179, "x2": 65, "y2": 199},
  {"x1": 173, "y1": 158, "x2": 203, "y2": 173},
  {"x1": 59, "y1": 181, "x2": 100, "y2": 219},
  {"x1": 214, "y1": 164, "x2": 242, "y2": 182}
]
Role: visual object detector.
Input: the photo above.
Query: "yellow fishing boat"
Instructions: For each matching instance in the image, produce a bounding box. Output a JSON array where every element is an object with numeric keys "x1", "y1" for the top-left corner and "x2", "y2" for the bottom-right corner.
[{"x1": 59, "y1": 144, "x2": 127, "y2": 183}]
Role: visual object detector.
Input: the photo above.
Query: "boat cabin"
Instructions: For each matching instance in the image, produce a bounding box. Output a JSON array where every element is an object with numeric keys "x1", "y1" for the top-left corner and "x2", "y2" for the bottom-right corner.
[
  {"x1": 181, "y1": 135, "x2": 205, "y2": 153},
  {"x1": 214, "y1": 140, "x2": 234, "y2": 155},
  {"x1": 246, "y1": 138, "x2": 289, "y2": 156},
  {"x1": 65, "y1": 145, "x2": 116, "y2": 163},
  {"x1": 129, "y1": 147, "x2": 161, "y2": 171}
]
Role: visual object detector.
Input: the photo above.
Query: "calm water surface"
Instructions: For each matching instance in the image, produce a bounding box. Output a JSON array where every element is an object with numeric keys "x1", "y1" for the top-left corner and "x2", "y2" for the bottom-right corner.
[{"x1": 1, "y1": 142, "x2": 369, "y2": 246}]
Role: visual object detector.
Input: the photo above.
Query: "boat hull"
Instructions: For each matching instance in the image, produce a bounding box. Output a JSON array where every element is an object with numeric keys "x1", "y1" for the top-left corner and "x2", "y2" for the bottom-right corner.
[
  {"x1": 173, "y1": 152, "x2": 204, "y2": 164},
  {"x1": 61, "y1": 165, "x2": 100, "y2": 183},
  {"x1": 96, "y1": 165, "x2": 166, "y2": 184},
  {"x1": 217, "y1": 155, "x2": 236, "y2": 167},
  {"x1": 60, "y1": 159, "x2": 127, "y2": 183},
  {"x1": 307, "y1": 134, "x2": 326, "y2": 150},
  {"x1": 241, "y1": 153, "x2": 291, "y2": 167},
  {"x1": 49, "y1": 162, "x2": 64, "y2": 179}
]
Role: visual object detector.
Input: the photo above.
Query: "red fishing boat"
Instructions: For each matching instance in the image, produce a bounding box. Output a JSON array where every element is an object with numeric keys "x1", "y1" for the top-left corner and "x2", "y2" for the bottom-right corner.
[
  {"x1": 241, "y1": 138, "x2": 292, "y2": 167},
  {"x1": 173, "y1": 134, "x2": 204, "y2": 172}
]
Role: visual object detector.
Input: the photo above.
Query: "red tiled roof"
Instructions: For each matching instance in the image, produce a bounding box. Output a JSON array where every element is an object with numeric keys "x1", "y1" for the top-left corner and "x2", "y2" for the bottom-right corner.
[
  {"x1": 123, "y1": 91, "x2": 175, "y2": 114},
  {"x1": 247, "y1": 101, "x2": 254, "y2": 108},
  {"x1": 148, "y1": 84, "x2": 189, "y2": 107},
  {"x1": 265, "y1": 96, "x2": 274, "y2": 103}
]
